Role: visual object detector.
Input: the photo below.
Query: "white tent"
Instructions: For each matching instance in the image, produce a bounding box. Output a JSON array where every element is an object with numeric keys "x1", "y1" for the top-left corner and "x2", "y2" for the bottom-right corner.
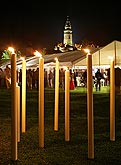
[
  {"x1": 1, "y1": 40, "x2": 121, "y2": 70},
  {"x1": 74, "y1": 40, "x2": 121, "y2": 68},
  {"x1": 15, "y1": 50, "x2": 86, "y2": 70}
]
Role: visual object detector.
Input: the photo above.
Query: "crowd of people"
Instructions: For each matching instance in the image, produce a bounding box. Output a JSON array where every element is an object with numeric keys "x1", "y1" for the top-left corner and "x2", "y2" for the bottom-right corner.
[{"x1": 0, "y1": 65, "x2": 109, "y2": 91}]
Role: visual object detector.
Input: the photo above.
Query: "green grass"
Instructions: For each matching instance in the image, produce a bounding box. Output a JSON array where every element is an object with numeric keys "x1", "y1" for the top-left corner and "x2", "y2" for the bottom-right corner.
[{"x1": 0, "y1": 86, "x2": 121, "y2": 164}]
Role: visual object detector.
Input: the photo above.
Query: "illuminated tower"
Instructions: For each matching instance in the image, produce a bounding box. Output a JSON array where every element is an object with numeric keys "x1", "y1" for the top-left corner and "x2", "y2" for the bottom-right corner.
[{"x1": 63, "y1": 16, "x2": 73, "y2": 46}]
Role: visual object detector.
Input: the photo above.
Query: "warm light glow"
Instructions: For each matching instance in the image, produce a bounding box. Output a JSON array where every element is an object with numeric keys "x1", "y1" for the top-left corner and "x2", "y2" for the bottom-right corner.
[
  {"x1": 34, "y1": 50, "x2": 42, "y2": 57},
  {"x1": 84, "y1": 48, "x2": 90, "y2": 54},
  {"x1": 8, "y1": 47, "x2": 15, "y2": 54},
  {"x1": 54, "y1": 57, "x2": 58, "y2": 62}
]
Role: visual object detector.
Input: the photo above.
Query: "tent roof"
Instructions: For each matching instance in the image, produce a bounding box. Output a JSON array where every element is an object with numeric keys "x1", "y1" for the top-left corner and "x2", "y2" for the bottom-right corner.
[
  {"x1": 44, "y1": 50, "x2": 85, "y2": 63},
  {"x1": 1, "y1": 40, "x2": 121, "y2": 70},
  {"x1": 74, "y1": 40, "x2": 121, "y2": 67},
  {"x1": 22, "y1": 47, "x2": 98, "y2": 69},
  {"x1": 16, "y1": 50, "x2": 87, "y2": 69}
]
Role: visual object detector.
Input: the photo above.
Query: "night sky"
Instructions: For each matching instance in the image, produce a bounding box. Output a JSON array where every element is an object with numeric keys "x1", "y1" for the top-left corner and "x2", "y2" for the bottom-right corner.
[{"x1": 0, "y1": 1, "x2": 121, "y2": 50}]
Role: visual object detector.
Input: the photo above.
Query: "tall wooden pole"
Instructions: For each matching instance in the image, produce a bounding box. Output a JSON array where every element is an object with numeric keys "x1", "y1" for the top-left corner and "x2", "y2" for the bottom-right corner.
[
  {"x1": 22, "y1": 59, "x2": 26, "y2": 133},
  {"x1": 38, "y1": 56, "x2": 44, "y2": 148},
  {"x1": 11, "y1": 53, "x2": 18, "y2": 160},
  {"x1": 65, "y1": 69, "x2": 70, "y2": 141},
  {"x1": 87, "y1": 53, "x2": 94, "y2": 159},
  {"x1": 54, "y1": 58, "x2": 59, "y2": 131},
  {"x1": 16, "y1": 84, "x2": 20, "y2": 142},
  {"x1": 110, "y1": 59, "x2": 115, "y2": 141}
]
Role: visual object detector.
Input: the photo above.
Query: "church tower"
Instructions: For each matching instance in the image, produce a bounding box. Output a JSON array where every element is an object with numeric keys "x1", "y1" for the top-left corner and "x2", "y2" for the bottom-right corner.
[{"x1": 63, "y1": 16, "x2": 73, "y2": 46}]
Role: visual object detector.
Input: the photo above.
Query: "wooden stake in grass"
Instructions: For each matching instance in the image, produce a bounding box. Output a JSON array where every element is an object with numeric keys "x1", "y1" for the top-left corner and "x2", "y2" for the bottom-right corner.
[
  {"x1": 16, "y1": 84, "x2": 20, "y2": 142},
  {"x1": 34, "y1": 50, "x2": 44, "y2": 148},
  {"x1": 65, "y1": 68, "x2": 70, "y2": 141},
  {"x1": 110, "y1": 58, "x2": 115, "y2": 141},
  {"x1": 21, "y1": 58, "x2": 26, "y2": 133},
  {"x1": 9, "y1": 47, "x2": 18, "y2": 160},
  {"x1": 85, "y1": 49, "x2": 94, "y2": 159},
  {"x1": 39, "y1": 56, "x2": 44, "y2": 148},
  {"x1": 54, "y1": 57, "x2": 59, "y2": 131}
]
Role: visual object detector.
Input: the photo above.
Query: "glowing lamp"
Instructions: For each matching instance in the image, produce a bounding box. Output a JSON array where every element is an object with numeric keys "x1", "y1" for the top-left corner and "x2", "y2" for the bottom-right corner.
[
  {"x1": 84, "y1": 48, "x2": 90, "y2": 54},
  {"x1": 34, "y1": 50, "x2": 42, "y2": 57},
  {"x1": 8, "y1": 47, "x2": 15, "y2": 54}
]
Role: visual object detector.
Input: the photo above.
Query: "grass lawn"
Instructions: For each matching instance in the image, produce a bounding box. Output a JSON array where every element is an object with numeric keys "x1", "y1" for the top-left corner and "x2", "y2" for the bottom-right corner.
[{"x1": 0, "y1": 86, "x2": 121, "y2": 164}]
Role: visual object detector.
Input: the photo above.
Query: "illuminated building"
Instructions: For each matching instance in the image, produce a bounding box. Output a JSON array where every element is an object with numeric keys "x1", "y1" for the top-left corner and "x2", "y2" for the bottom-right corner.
[
  {"x1": 63, "y1": 16, "x2": 73, "y2": 46},
  {"x1": 54, "y1": 16, "x2": 74, "y2": 52}
]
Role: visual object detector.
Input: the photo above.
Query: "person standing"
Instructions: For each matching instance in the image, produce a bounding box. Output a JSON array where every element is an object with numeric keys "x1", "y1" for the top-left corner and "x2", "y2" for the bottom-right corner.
[
  {"x1": 4, "y1": 65, "x2": 11, "y2": 89},
  {"x1": 83, "y1": 70, "x2": 87, "y2": 87},
  {"x1": 48, "y1": 70, "x2": 54, "y2": 88},
  {"x1": 95, "y1": 69, "x2": 102, "y2": 91},
  {"x1": 73, "y1": 70, "x2": 77, "y2": 88}
]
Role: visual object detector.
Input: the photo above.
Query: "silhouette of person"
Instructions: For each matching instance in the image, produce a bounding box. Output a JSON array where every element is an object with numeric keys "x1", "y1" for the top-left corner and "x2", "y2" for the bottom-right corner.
[{"x1": 95, "y1": 69, "x2": 102, "y2": 91}]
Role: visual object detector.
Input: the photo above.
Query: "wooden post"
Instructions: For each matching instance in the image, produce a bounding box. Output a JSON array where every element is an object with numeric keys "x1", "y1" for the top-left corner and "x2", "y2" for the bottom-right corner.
[
  {"x1": 87, "y1": 53, "x2": 94, "y2": 159},
  {"x1": 22, "y1": 59, "x2": 26, "y2": 133},
  {"x1": 16, "y1": 84, "x2": 20, "y2": 142},
  {"x1": 54, "y1": 58, "x2": 59, "y2": 131},
  {"x1": 110, "y1": 59, "x2": 115, "y2": 141},
  {"x1": 38, "y1": 57, "x2": 44, "y2": 148},
  {"x1": 11, "y1": 53, "x2": 18, "y2": 160},
  {"x1": 65, "y1": 69, "x2": 70, "y2": 141}
]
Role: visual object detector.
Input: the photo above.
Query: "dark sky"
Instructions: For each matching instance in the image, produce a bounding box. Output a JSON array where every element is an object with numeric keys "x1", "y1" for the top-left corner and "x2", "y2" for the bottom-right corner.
[{"x1": 0, "y1": 1, "x2": 121, "y2": 50}]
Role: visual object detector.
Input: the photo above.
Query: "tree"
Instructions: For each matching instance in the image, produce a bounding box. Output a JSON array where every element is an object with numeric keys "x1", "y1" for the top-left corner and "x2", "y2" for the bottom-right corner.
[
  {"x1": 2, "y1": 50, "x2": 10, "y2": 59},
  {"x1": 1, "y1": 49, "x2": 21, "y2": 60}
]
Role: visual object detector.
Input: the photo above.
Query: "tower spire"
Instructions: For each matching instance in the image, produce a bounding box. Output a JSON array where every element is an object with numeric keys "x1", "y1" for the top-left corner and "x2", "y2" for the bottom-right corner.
[{"x1": 63, "y1": 16, "x2": 73, "y2": 46}]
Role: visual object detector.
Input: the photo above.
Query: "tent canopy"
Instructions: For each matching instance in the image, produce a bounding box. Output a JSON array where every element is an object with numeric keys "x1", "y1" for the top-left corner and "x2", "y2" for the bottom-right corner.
[
  {"x1": 1, "y1": 40, "x2": 121, "y2": 70},
  {"x1": 16, "y1": 50, "x2": 86, "y2": 69},
  {"x1": 74, "y1": 40, "x2": 121, "y2": 67}
]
